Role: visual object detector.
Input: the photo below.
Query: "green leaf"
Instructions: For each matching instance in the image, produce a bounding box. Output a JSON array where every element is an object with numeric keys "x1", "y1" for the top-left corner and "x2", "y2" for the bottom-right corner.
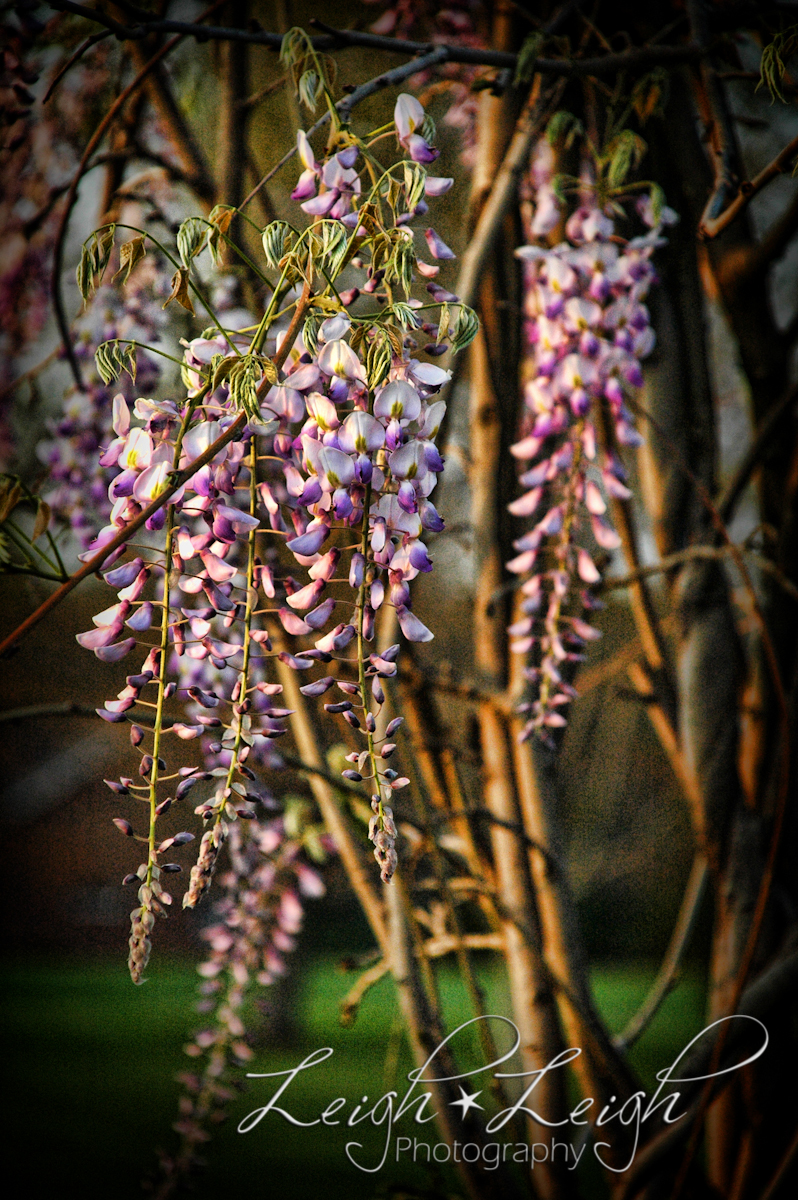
[
  {"x1": 546, "y1": 110, "x2": 582, "y2": 149},
  {"x1": 318, "y1": 220, "x2": 348, "y2": 278},
  {"x1": 364, "y1": 334, "x2": 392, "y2": 390},
  {"x1": 514, "y1": 33, "x2": 544, "y2": 86},
  {"x1": 176, "y1": 217, "x2": 207, "y2": 269},
  {"x1": 391, "y1": 302, "x2": 421, "y2": 331},
  {"x1": 95, "y1": 341, "x2": 118, "y2": 385},
  {"x1": 122, "y1": 342, "x2": 137, "y2": 383},
  {"x1": 437, "y1": 302, "x2": 451, "y2": 345},
  {"x1": 76, "y1": 247, "x2": 92, "y2": 303},
  {"x1": 386, "y1": 232, "x2": 415, "y2": 296},
  {"x1": 302, "y1": 312, "x2": 323, "y2": 357},
  {"x1": 227, "y1": 354, "x2": 276, "y2": 419},
  {"x1": 77, "y1": 224, "x2": 117, "y2": 300},
  {"x1": 298, "y1": 69, "x2": 321, "y2": 112},
  {"x1": 262, "y1": 221, "x2": 292, "y2": 271},
  {"x1": 403, "y1": 163, "x2": 427, "y2": 213},
  {"x1": 606, "y1": 130, "x2": 647, "y2": 190},
  {"x1": 450, "y1": 305, "x2": 479, "y2": 353},
  {"x1": 94, "y1": 224, "x2": 116, "y2": 275},
  {"x1": 758, "y1": 26, "x2": 798, "y2": 104},
  {"x1": 649, "y1": 183, "x2": 666, "y2": 226},
  {"x1": 420, "y1": 113, "x2": 436, "y2": 145}
]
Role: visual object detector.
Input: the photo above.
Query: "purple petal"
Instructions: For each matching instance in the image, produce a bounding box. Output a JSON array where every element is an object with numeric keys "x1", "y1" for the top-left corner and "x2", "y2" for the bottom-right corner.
[
  {"x1": 95, "y1": 638, "x2": 137, "y2": 663},
  {"x1": 396, "y1": 606, "x2": 434, "y2": 643},
  {"x1": 425, "y1": 228, "x2": 455, "y2": 260}
]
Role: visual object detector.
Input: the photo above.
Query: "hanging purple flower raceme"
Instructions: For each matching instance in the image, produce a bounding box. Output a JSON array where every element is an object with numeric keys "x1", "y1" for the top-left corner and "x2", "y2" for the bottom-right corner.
[
  {"x1": 159, "y1": 815, "x2": 330, "y2": 1184},
  {"x1": 75, "y1": 85, "x2": 474, "y2": 978},
  {"x1": 510, "y1": 152, "x2": 677, "y2": 744},
  {"x1": 258, "y1": 93, "x2": 474, "y2": 881}
]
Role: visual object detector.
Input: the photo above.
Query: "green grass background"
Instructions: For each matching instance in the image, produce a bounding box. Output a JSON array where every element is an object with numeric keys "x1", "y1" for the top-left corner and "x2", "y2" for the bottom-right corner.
[{"x1": 2, "y1": 954, "x2": 706, "y2": 1199}]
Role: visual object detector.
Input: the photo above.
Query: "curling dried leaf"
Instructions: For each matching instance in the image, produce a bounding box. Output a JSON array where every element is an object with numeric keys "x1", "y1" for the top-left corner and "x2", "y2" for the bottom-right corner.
[
  {"x1": 631, "y1": 68, "x2": 669, "y2": 125},
  {"x1": 0, "y1": 477, "x2": 22, "y2": 524},
  {"x1": 31, "y1": 500, "x2": 51, "y2": 542},
  {"x1": 114, "y1": 235, "x2": 146, "y2": 284},
  {"x1": 207, "y1": 204, "x2": 235, "y2": 265},
  {"x1": 164, "y1": 268, "x2": 195, "y2": 314}
]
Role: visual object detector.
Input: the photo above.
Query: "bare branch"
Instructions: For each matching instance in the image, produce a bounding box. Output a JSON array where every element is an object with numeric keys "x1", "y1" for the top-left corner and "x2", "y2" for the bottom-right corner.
[
  {"x1": 45, "y1": 3, "x2": 706, "y2": 75},
  {"x1": 240, "y1": 47, "x2": 449, "y2": 209},
  {"x1": 43, "y1": 30, "x2": 112, "y2": 103},
  {"x1": 700, "y1": 130, "x2": 798, "y2": 240},
  {"x1": 614, "y1": 854, "x2": 709, "y2": 1051}
]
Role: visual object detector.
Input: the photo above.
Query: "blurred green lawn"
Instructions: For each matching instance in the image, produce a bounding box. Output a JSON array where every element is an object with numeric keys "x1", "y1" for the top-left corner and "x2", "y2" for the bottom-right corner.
[{"x1": 2, "y1": 954, "x2": 706, "y2": 1199}]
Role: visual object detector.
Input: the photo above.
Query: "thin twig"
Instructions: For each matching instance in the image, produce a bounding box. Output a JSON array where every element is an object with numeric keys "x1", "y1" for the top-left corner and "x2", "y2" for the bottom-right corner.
[
  {"x1": 614, "y1": 854, "x2": 709, "y2": 1051},
  {"x1": 687, "y1": 0, "x2": 741, "y2": 230},
  {"x1": 601, "y1": 543, "x2": 798, "y2": 602},
  {"x1": 50, "y1": 0, "x2": 229, "y2": 388},
  {"x1": 717, "y1": 383, "x2": 798, "y2": 521},
  {"x1": 617, "y1": 949, "x2": 798, "y2": 1200},
  {"x1": 339, "y1": 958, "x2": 389, "y2": 1025},
  {"x1": 43, "y1": 30, "x2": 112, "y2": 103},
  {"x1": 700, "y1": 129, "x2": 798, "y2": 240},
  {"x1": 240, "y1": 47, "x2": 449, "y2": 210}
]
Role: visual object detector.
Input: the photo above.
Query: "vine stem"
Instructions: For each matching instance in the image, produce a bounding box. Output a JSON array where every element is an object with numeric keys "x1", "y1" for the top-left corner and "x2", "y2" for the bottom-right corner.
[
  {"x1": 144, "y1": 398, "x2": 197, "y2": 889},
  {"x1": 354, "y1": 477, "x2": 384, "y2": 825},
  {"x1": 209, "y1": 435, "x2": 259, "y2": 837},
  {"x1": 145, "y1": 503, "x2": 175, "y2": 889}
]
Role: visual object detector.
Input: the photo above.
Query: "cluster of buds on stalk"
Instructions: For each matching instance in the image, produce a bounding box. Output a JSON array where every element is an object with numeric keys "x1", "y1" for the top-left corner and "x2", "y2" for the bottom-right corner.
[
  {"x1": 509, "y1": 136, "x2": 677, "y2": 744},
  {"x1": 69, "y1": 77, "x2": 475, "y2": 977}
]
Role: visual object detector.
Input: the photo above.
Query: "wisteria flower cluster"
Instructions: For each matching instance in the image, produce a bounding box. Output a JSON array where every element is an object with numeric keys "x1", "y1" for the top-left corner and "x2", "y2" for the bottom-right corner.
[
  {"x1": 36, "y1": 268, "x2": 168, "y2": 547},
  {"x1": 70, "y1": 88, "x2": 476, "y2": 983},
  {"x1": 509, "y1": 142, "x2": 677, "y2": 744},
  {"x1": 158, "y1": 814, "x2": 328, "y2": 1186}
]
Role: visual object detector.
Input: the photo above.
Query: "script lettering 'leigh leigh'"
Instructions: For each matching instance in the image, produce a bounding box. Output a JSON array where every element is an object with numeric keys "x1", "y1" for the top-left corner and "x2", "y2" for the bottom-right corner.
[{"x1": 238, "y1": 1013, "x2": 770, "y2": 1175}]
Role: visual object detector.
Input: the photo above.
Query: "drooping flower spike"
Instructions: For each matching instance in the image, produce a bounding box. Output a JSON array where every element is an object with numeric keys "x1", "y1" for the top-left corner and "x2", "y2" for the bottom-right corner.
[
  {"x1": 73, "y1": 86, "x2": 476, "y2": 978},
  {"x1": 509, "y1": 144, "x2": 676, "y2": 745}
]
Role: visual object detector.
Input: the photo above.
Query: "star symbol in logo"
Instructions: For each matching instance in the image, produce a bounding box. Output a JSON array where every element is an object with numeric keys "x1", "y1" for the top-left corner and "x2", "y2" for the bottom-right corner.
[{"x1": 450, "y1": 1086, "x2": 484, "y2": 1118}]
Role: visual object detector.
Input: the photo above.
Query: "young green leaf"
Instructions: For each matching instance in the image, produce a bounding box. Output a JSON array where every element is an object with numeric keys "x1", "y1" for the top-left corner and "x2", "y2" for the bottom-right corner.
[{"x1": 177, "y1": 217, "x2": 208, "y2": 269}]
